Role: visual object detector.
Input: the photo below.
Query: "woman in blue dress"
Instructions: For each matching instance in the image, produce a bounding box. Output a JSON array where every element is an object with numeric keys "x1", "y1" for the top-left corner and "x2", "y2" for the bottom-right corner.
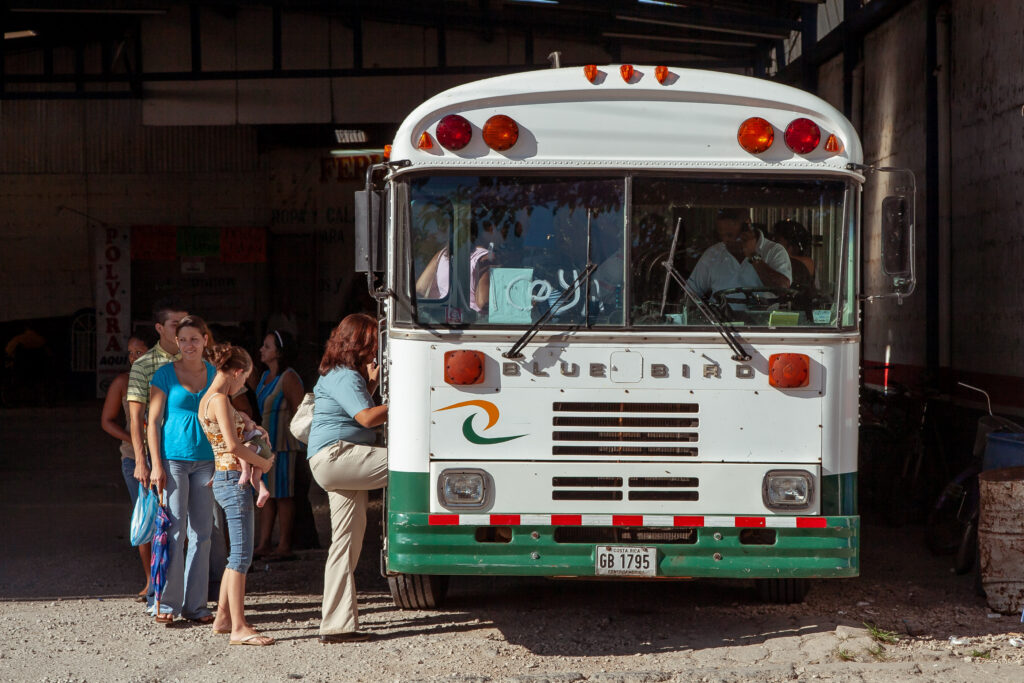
[
  {"x1": 147, "y1": 315, "x2": 217, "y2": 625},
  {"x1": 252, "y1": 329, "x2": 304, "y2": 560}
]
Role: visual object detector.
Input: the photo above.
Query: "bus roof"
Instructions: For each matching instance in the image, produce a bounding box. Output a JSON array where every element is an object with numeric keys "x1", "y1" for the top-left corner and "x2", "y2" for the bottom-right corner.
[{"x1": 391, "y1": 66, "x2": 862, "y2": 173}]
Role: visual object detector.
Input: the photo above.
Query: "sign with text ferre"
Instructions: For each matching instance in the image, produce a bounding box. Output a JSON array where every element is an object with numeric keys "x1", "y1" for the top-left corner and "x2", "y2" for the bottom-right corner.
[{"x1": 95, "y1": 226, "x2": 131, "y2": 398}]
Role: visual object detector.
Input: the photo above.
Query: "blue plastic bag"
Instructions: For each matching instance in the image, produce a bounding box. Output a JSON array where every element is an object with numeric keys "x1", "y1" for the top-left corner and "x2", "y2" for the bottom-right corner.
[{"x1": 130, "y1": 483, "x2": 157, "y2": 546}]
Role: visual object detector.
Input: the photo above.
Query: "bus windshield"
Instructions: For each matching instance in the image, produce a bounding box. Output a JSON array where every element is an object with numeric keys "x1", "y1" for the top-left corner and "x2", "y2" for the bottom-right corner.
[{"x1": 399, "y1": 174, "x2": 855, "y2": 330}]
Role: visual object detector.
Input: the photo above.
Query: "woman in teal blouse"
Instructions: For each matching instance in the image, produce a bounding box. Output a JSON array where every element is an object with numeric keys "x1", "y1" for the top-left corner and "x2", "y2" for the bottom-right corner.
[{"x1": 147, "y1": 315, "x2": 217, "y2": 625}]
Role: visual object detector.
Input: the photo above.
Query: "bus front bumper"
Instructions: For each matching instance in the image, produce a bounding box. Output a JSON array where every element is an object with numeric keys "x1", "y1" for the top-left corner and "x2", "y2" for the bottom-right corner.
[{"x1": 387, "y1": 513, "x2": 859, "y2": 579}]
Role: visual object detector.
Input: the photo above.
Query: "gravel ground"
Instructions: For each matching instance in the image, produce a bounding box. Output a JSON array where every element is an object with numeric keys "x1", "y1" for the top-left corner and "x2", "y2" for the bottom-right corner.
[{"x1": 2, "y1": 403, "x2": 1024, "y2": 682}]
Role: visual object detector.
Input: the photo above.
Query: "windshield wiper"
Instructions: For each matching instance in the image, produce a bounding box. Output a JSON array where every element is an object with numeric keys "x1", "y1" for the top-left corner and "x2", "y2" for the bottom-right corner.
[
  {"x1": 502, "y1": 263, "x2": 597, "y2": 360},
  {"x1": 662, "y1": 262, "x2": 751, "y2": 362}
]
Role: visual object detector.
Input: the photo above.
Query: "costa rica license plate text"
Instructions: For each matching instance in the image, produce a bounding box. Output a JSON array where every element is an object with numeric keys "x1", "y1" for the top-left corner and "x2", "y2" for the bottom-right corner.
[{"x1": 595, "y1": 546, "x2": 657, "y2": 577}]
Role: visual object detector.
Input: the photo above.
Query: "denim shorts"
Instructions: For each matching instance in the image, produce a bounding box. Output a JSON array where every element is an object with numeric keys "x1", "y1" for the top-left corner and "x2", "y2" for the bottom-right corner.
[{"x1": 211, "y1": 470, "x2": 255, "y2": 573}]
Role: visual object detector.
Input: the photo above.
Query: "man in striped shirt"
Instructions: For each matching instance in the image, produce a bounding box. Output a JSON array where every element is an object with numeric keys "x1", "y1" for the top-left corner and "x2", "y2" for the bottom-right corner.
[{"x1": 127, "y1": 298, "x2": 188, "y2": 485}]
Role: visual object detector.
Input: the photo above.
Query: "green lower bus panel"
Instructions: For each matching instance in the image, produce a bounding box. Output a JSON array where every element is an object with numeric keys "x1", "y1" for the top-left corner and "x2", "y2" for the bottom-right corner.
[{"x1": 387, "y1": 512, "x2": 859, "y2": 579}]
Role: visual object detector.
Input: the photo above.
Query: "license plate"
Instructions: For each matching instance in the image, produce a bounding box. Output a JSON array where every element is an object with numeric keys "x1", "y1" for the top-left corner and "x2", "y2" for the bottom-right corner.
[{"x1": 595, "y1": 546, "x2": 657, "y2": 577}]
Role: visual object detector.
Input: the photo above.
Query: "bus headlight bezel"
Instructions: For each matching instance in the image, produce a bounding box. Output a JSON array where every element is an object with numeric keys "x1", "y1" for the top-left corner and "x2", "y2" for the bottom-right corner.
[
  {"x1": 437, "y1": 468, "x2": 493, "y2": 510},
  {"x1": 762, "y1": 470, "x2": 814, "y2": 511}
]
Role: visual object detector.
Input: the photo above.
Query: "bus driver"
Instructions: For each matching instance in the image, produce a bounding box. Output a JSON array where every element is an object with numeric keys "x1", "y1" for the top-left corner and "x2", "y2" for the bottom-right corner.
[{"x1": 688, "y1": 208, "x2": 792, "y2": 298}]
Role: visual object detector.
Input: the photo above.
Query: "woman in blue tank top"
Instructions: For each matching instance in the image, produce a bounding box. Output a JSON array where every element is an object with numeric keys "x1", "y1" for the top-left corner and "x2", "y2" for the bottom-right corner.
[{"x1": 147, "y1": 315, "x2": 217, "y2": 625}]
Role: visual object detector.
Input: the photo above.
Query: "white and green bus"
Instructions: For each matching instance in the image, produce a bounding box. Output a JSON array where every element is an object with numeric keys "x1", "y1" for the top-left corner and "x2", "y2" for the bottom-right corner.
[{"x1": 354, "y1": 64, "x2": 915, "y2": 607}]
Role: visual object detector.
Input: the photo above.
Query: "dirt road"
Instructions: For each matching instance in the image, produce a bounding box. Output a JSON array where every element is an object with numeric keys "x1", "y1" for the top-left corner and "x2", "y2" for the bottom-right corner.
[{"x1": 2, "y1": 404, "x2": 1023, "y2": 682}]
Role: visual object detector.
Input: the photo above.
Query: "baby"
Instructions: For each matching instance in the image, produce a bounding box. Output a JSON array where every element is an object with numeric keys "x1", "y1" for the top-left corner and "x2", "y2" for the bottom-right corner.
[{"x1": 238, "y1": 415, "x2": 272, "y2": 508}]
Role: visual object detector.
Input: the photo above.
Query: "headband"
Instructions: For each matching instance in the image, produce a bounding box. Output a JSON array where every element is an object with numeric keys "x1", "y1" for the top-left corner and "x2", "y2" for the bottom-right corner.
[{"x1": 273, "y1": 330, "x2": 283, "y2": 348}]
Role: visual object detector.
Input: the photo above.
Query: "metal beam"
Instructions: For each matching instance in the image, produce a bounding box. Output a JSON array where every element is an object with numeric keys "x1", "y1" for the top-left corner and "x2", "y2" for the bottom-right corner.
[
  {"x1": 800, "y1": 4, "x2": 817, "y2": 92},
  {"x1": 925, "y1": 0, "x2": 940, "y2": 371},
  {"x1": 189, "y1": 3, "x2": 201, "y2": 73}
]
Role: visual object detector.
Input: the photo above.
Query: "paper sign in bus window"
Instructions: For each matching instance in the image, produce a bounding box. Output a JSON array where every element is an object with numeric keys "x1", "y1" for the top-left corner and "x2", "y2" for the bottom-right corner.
[{"x1": 489, "y1": 267, "x2": 534, "y2": 324}]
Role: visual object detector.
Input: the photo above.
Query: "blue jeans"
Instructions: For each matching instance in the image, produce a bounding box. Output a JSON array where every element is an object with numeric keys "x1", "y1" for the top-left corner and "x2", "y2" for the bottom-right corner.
[
  {"x1": 212, "y1": 470, "x2": 255, "y2": 573},
  {"x1": 159, "y1": 459, "x2": 215, "y2": 619},
  {"x1": 121, "y1": 457, "x2": 140, "y2": 507}
]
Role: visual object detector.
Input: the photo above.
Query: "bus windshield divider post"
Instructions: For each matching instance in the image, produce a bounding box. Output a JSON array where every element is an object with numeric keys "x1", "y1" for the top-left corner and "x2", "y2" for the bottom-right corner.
[
  {"x1": 584, "y1": 209, "x2": 592, "y2": 327},
  {"x1": 659, "y1": 217, "x2": 683, "y2": 318},
  {"x1": 662, "y1": 262, "x2": 751, "y2": 362}
]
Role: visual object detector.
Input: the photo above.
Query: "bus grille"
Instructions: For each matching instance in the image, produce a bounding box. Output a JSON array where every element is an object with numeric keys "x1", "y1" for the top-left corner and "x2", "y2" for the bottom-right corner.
[
  {"x1": 551, "y1": 475, "x2": 699, "y2": 502},
  {"x1": 551, "y1": 402, "x2": 699, "y2": 457}
]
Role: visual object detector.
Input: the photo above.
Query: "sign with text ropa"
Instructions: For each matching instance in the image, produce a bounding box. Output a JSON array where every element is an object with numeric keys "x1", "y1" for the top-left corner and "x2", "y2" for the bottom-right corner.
[{"x1": 95, "y1": 226, "x2": 131, "y2": 397}]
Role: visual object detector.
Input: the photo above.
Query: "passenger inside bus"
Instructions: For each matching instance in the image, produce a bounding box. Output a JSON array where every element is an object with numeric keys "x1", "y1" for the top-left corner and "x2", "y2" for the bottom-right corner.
[
  {"x1": 770, "y1": 219, "x2": 815, "y2": 288},
  {"x1": 687, "y1": 208, "x2": 792, "y2": 298},
  {"x1": 414, "y1": 213, "x2": 501, "y2": 313}
]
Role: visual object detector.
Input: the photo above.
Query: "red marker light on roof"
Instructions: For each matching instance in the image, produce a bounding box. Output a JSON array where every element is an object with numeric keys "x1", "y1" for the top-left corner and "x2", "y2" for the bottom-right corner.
[
  {"x1": 784, "y1": 118, "x2": 821, "y2": 154},
  {"x1": 620, "y1": 64, "x2": 635, "y2": 82},
  {"x1": 654, "y1": 66, "x2": 669, "y2": 84},
  {"x1": 436, "y1": 114, "x2": 472, "y2": 151},
  {"x1": 583, "y1": 65, "x2": 598, "y2": 83},
  {"x1": 482, "y1": 115, "x2": 519, "y2": 151},
  {"x1": 737, "y1": 117, "x2": 774, "y2": 154},
  {"x1": 417, "y1": 132, "x2": 434, "y2": 150}
]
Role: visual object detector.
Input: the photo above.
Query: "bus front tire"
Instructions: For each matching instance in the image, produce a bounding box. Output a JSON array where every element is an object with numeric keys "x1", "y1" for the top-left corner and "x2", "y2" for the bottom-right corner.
[
  {"x1": 387, "y1": 573, "x2": 450, "y2": 609},
  {"x1": 756, "y1": 578, "x2": 810, "y2": 604}
]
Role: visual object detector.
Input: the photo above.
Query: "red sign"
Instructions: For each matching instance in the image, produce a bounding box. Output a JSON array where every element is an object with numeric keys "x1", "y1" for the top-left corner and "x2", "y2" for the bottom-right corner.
[
  {"x1": 220, "y1": 227, "x2": 267, "y2": 263},
  {"x1": 131, "y1": 225, "x2": 177, "y2": 261}
]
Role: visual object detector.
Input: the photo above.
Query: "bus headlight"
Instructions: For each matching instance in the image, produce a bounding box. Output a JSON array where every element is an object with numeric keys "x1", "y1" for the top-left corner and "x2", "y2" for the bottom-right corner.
[
  {"x1": 762, "y1": 470, "x2": 814, "y2": 510},
  {"x1": 438, "y1": 469, "x2": 492, "y2": 509}
]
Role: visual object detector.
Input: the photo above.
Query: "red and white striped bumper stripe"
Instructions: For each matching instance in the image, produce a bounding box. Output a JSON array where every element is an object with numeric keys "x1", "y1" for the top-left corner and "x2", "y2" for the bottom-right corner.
[{"x1": 427, "y1": 514, "x2": 830, "y2": 528}]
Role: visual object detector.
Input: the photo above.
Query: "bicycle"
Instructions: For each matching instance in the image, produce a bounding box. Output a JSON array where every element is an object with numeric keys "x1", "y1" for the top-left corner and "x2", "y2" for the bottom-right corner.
[
  {"x1": 859, "y1": 380, "x2": 949, "y2": 527},
  {"x1": 924, "y1": 382, "x2": 1024, "y2": 574}
]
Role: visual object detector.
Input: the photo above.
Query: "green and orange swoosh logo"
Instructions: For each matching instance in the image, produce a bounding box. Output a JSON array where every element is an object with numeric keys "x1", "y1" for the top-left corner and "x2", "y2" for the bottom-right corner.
[{"x1": 435, "y1": 400, "x2": 527, "y2": 445}]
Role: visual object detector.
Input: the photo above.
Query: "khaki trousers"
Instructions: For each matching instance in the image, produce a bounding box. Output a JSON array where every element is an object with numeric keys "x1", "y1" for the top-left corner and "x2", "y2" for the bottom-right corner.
[{"x1": 309, "y1": 439, "x2": 388, "y2": 635}]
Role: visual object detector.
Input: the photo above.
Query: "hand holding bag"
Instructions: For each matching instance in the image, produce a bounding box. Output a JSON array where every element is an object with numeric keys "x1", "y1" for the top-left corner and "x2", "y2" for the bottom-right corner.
[
  {"x1": 289, "y1": 392, "x2": 315, "y2": 444},
  {"x1": 130, "y1": 483, "x2": 158, "y2": 546}
]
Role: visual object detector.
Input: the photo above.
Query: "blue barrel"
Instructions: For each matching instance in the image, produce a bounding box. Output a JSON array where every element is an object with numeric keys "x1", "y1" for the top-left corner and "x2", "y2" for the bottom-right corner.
[{"x1": 983, "y1": 432, "x2": 1024, "y2": 471}]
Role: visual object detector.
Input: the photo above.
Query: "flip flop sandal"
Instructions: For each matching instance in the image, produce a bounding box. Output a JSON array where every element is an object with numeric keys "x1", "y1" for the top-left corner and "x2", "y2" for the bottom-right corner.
[
  {"x1": 230, "y1": 634, "x2": 274, "y2": 646},
  {"x1": 212, "y1": 628, "x2": 231, "y2": 634},
  {"x1": 190, "y1": 615, "x2": 216, "y2": 624},
  {"x1": 154, "y1": 614, "x2": 174, "y2": 626}
]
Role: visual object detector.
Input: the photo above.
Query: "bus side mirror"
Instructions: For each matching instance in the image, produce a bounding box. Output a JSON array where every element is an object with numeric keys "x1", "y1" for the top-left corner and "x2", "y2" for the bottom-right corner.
[
  {"x1": 881, "y1": 196, "x2": 911, "y2": 277},
  {"x1": 859, "y1": 164, "x2": 916, "y2": 302},
  {"x1": 354, "y1": 188, "x2": 383, "y2": 274}
]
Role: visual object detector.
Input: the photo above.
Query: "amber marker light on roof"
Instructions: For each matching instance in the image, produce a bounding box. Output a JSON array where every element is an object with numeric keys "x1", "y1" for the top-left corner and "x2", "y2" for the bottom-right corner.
[
  {"x1": 417, "y1": 132, "x2": 434, "y2": 150},
  {"x1": 583, "y1": 64, "x2": 598, "y2": 82},
  {"x1": 824, "y1": 134, "x2": 844, "y2": 153},
  {"x1": 737, "y1": 117, "x2": 774, "y2": 154},
  {"x1": 383, "y1": 144, "x2": 392, "y2": 159},
  {"x1": 482, "y1": 115, "x2": 519, "y2": 151},
  {"x1": 654, "y1": 66, "x2": 669, "y2": 84},
  {"x1": 620, "y1": 64, "x2": 635, "y2": 82}
]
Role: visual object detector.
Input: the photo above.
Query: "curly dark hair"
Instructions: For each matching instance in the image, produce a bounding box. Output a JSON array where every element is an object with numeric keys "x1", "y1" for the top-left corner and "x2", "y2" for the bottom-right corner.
[{"x1": 318, "y1": 313, "x2": 378, "y2": 376}]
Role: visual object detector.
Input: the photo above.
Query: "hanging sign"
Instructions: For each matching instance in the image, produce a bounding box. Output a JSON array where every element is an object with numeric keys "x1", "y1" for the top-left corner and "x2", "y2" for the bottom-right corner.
[{"x1": 95, "y1": 226, "x2": 131, "y2": 397}]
